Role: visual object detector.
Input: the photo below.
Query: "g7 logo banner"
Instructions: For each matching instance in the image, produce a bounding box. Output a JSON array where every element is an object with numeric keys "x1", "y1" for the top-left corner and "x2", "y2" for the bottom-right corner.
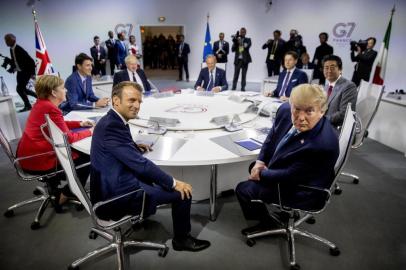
[
  {"x1": 115, "y1": 24, "x2": 134, "y2": 37},
  {"x1": 332, "y1": 22, "x2": 356, "y2": 44}
]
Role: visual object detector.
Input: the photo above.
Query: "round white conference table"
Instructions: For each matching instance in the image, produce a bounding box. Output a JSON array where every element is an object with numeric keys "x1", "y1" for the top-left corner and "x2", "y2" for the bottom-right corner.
[{"x1": 68, "y1": 90, "x2": 283, "y2": 221}]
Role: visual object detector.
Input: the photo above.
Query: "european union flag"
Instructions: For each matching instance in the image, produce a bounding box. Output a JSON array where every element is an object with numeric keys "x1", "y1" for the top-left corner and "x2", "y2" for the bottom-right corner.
[{"x1": 203, "y1": 22, "x2": 213, "y2": 62}]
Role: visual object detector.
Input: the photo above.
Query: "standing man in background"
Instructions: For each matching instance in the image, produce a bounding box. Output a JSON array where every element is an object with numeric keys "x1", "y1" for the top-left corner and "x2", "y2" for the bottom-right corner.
[
  {"x1": 262, "y1": 30, "x2": 285, "y2": 77},
  {"x1": 312, "y1": 32, "x2": 333, "y2": 85},
  {"x1": 176, "y1": 34, "x2": 190, "y2": 82},
  {"x1": 3, "y1": 33, "x2": 37, "y2": 112},
  {"x1": 105, "y1": 31, "x2": 117, "y2": 75},
  {"x1": 213, "y1": 32, "x2": 229, "y2": 64},
  {"x1": 90, "y1": 35, "x2": 107, "y2": 76},
  {"x1": 231, "y1": 27, "x2": 252, "y2": 91},
  {"x1": 115, "y1": 32, "x2": 127, "y2": 70},
  {"x1": 351, "y1": 37, "x2": 377, "y2": 86}
]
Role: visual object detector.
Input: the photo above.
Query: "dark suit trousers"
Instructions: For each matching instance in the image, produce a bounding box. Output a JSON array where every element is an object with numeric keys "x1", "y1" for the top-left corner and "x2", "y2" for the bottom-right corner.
[
  {"x1": 139, "y1": 181, "x2": 191, "y2": 238},
  {"x1": 266, "y1": 60, "x2": 281, "y2": 77},
  {"x1": 108, "y1": 58, "x2": 116, "y2": 75},
  {"x1": 178, "y1": 57, "x2": 189, "y2": 80},
  {"x1": 16, "y1": 71, "x2": 37, "y2": 107},
  {"x1": 232, "y1": 60, "x2": 249, "y2": 91},
  {"x1": 92, "y1": 61, "x2": 106, "y2": 76},
  {"x1": 235, "y1": 180, "x2": 279, "y2": 221},
  {"x1": 351, "y1": 71, "x2": 362, "y2": 87}
]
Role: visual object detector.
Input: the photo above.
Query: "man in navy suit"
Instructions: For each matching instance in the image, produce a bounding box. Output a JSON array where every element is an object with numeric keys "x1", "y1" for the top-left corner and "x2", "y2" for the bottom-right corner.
[
  {"x1": 113, "y1": 55, "x2": 152, "y2": 92},
  {"x1": 297, "y1": 52, "x2": 315, "y2": 70},
  {"x1": 90, "y1": 35, "x2": 107, "y2": 76},
  {"x1": 60, "y1": 53, "x2": 109, "y2": 113},
  {"x1": 213, "y1": 32, "x2": 229, "y2": 63},
  {"x1": 176, "y1": 34, "x2": 190, "y2": 81},
  {"x1": 268, "y1": 51, "x2": 308, "y2": 101},
  {"x1": 90, "y1": 81, "x2": 210, "y2": 252},
  {"x1": 236, "y1": 84, "x2": 339, "y2": 234},
  {"x1": 194, "y1": 55, "x2": 228, "y2": 92},
  {"x1": 115, "y1": 32, "x2": 127, "y2": 70}
]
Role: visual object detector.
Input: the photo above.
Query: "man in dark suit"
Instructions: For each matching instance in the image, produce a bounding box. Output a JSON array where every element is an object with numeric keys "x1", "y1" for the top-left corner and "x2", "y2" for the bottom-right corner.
[
  {"x1": 4, "y1": 33, "x2": 37, "y2": 112},
  {"x1": 268, "y1": 51, "x2": 308, "y2": 101},
  {"x1": 351, "y1": 37, "x2": 377, "y2": 86},
  {"x1": 262, "y1": 30, "x2": 285, "y2": 76},
  {"x1": 90, "y1": 81, "x2": 211, "y2": 251},
  {"x1": 176, "y1": 34, "x2": 190, "y2": 82},
  {"x1": 285, "y1": 30, "x2": 307, "y2": 65},
  {"x1": 323, "y1": 55, "x2": 357, "y2": 127},
  {"x1": 297, "y1": 52, "x2": 315, "y2": 70},
  {"x1": 312, "y1": 32, "x2": 334, "y2": 85},
  {"x1": 113, "y1": 55, "x2": 152, "y2": 92},
  {"x1": 90, "y1": 35, "x2": 107, "y2": 76},
  {"x1": 213, "y1": 32, "x2": 229, "y2": 64},
  {"x1": 236, "y1": 84, "x2": 339, "y2": 234},
  {"x1": 115, "y1": 32, "x2": 127, "y2": 70},
  {"x1": 60, "y1": 53, "x2": 109, "y2": 113},
  {"x1": 105, "y1": 31, "x2": 117, "y2": 75},
  {"x1": 231, "y1": 27, "x2": 252, "y2": 91},
  {"x1": 194, "y1": 55, "x2": 228, "y2": 92}
]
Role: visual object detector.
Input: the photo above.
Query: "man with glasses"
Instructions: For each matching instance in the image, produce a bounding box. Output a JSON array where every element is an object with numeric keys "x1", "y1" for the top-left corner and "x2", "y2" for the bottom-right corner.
[{"x1": 323, "y1": 54, "x2": 357, "y2": 127}]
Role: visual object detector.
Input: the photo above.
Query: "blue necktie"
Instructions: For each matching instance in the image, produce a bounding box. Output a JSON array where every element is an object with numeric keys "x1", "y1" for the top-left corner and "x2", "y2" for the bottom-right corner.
[
  {"x1": 207, "y1": 71, "x2": 214, "y2": 91},
  {"x1": 274, "y1": 127, "x2": 298, "y2": 154}
]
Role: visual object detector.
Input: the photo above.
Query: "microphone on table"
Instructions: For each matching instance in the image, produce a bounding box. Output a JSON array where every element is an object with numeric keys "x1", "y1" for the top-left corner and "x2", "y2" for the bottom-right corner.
[
  {"x1": 224, "y1": 114, "x2": 242, "y2": 132},
  {"x1": 130, "y1": 116, "x2": 167, "y2": 135}
]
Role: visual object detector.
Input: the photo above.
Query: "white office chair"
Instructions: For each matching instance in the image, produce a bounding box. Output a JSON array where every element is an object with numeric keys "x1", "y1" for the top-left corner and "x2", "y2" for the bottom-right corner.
[
  {"x1": 201, "y1": 62, "x2": 226, "y2": 70},
  {"x1": 245, "y1": 104, "x2": 356, "y2": 270},
  {"x1": 147, "y1": 79, "x2": 159, "y2": 93},
  {"x1": 301, "y1": 68, "x2": 314, "y2": 82},
  {"x1": 44, "y1": 115, "x2": 168, "y2": 270}
]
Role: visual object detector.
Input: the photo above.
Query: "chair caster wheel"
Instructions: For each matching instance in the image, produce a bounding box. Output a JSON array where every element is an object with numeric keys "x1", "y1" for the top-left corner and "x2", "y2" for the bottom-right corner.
[
  {"x1": 89, "y1": 231, "x2": 98, "y2": 240},
  {"x1": 246, "y1": 238, "x2": 256, "y2": 247},
  {"x1": 75, "y1": 204, "x2": 84, "y2": 211},
  {"x1": 306, "y1": 216, "x2": 316, "y2": 224},
  {"x1": 4, "y1": 209, "x2": 14, "y2": 217},
  {"x1": 68, "y1": 265, "x2": 79, "y2": 270},
  {"x1": 158, "y1": 246, "x2": 169, "y2": 257},
  {"x1": 33, "y1": 189, "x2": 42, "y2": 196},
  {"x1": 290, "y1": 263, "x2": 300, "y2": 270},
  {"x1": 31, "y1": 221, "x2": 40, "y2": 230},
  {"x1": 330, "y1": 247, "x2": 340, "y2": 256},
  {"x1": 334, "y1": 188, "x2": 342, "y2": 195},
  {"x1": 353, "y1": 178, "x2": 359, "y2": 184}
]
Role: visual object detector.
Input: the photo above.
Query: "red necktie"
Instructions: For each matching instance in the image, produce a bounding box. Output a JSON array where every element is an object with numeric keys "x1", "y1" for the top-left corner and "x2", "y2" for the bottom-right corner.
[{"x1": 327, "y1": 85, "x2": 333, "y2": 98}]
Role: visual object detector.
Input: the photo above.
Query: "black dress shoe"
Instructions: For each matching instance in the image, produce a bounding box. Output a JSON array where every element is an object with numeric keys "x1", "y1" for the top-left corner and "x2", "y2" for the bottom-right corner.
[
  {"x1": 172, "y1": 234, "x2": 210, "y2": 252},
  {"x1": 18, "y1": 106, "x2": 32, "y2": 113},
  {"x1": 176, "y1": 79, "x2": 182, "y2": 81},
  {"x1": 241, "y1": 220, "x2": 279, "y2": 236}
]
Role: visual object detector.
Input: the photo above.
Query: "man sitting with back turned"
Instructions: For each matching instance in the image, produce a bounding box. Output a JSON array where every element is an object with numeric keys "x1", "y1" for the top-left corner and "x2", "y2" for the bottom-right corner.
[
  {"x1": 90, "y1": 81, "x2": 210, "y2": 252},
  {"x1": 236, "y1": 84, "x2": 339, "y2": 235},
  {"x1": 194, "y1": 54, "x2": 228, "y2": 92},
  {"x1": 60, "y1": 53, "x2": 109, "y2": 113},
  {"x1": 113, "y1": 55, "x2": 151, "y2": 93}
]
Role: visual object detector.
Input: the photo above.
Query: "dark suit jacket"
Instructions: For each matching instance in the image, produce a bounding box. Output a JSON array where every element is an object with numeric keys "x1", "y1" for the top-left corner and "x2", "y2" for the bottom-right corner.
[
  {"x1": 232, "y1": 37, "x2": 252, "y2": 65},
  {"x1": 90, "y1": 45, "x2": 107, "y2": 64},
  {"x1": 60, "y1": 71, "x2": 99, "y2": 112},
  {"x1": 312, "y1": 43, "x2": 333, "y2": 69},
  {"x1": 105, "y1": 39, "x2": 117, "y2": 60},
  {"x1": 176, "y1": 42, "x2": 190, "y2": 61},
  {"x1": 194, "y1": 67, "x2": 228, "y2": 91},
  {"x1": 113, "y1": 69, "x2": 152, "y2": 92},
  {"x1": 257, "y1": 102, "x2": 339, "y2": 206},
  {"x1": 213, "y1": 40, "x2": 229, "y2": 63},
  {"x1": 273, "y1": 68, "x2": 308, "y2": 97},
  {"x1": 115, "y1": 40, "x2": 127, "y2": 66},
  {"x1": 297, "y1": 62, "x2": 316, "y2": 69},
  {"x1": 10, "y1": 44, "x2": 35, "y2": 75},
  {"x1": 325, "y1": 76, "x2": 357, "y2": 127},
  {"x1": 351, "y1": 49, "x2": 378, "y2": 81},
  {"x1": 90, "y1": 109, "x2": 173, "y2": 219},
  {"x1": 262, "y1": 39, "x2": 285, "y2": 64}
]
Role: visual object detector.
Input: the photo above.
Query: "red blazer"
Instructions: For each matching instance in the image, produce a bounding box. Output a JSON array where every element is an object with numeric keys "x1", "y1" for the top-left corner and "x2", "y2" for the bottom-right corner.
[{"x1": 17, "y1": 99, "x2": 91, "y2": 171}]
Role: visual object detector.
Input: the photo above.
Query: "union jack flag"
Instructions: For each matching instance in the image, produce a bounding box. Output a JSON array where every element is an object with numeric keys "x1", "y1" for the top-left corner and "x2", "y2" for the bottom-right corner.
[{"x1": 35, "y1": 20, "x2": 55, "y2": 76}]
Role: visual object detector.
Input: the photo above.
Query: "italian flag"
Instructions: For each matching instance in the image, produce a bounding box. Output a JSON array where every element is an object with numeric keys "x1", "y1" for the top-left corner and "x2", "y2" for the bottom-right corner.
[{"x1": 371, "y1": 8, "x2": 394, "y2": 85}]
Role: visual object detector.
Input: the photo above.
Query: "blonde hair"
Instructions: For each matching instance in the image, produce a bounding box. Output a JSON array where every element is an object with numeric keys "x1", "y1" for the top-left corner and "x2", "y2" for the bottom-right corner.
[
  {"x1": 289, "y1": 84, "x2": 327, "y2": 112},
  {"x1": 124, "y1": 54, "x2": 138, "y2": 66},
  {"x1": 35, "y1": 75, "x2": 64, "y2": 99}
]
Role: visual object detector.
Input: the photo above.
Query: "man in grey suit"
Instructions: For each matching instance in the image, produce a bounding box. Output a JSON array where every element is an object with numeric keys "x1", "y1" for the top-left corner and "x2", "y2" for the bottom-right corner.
[{"x1": 323, "y1": 55, "x2": 357, "y2": 127}]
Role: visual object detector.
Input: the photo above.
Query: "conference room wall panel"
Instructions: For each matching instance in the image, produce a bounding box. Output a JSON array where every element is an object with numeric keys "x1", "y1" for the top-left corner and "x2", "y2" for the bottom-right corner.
[{"x1": 0, "y1": 0, "x2": 404, "y2": 93}]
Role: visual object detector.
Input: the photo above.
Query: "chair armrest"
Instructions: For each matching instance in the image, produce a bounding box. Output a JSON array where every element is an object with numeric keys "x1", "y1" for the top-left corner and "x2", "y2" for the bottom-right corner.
[{"x1": 93, "y1": 188, "x2": 146, "y2": 229}]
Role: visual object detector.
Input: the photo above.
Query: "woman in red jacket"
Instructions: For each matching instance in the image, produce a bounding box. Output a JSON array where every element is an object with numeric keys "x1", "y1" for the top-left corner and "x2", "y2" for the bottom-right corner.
[{"x1": 17, "y1": 75, "x2": 94, "y2": 207}]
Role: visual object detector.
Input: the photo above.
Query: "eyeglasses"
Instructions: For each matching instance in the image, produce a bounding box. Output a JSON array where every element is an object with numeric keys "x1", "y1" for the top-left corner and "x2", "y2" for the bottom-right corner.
[{"x1": 323, "y1": 65, "x2": 338, "y2": 71}]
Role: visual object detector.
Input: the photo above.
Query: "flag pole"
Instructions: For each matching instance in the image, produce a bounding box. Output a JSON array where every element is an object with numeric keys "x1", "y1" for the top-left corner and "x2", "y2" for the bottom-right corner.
[{"x1": 32, "y1": 7, "x2": 37, "y2": 22}]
